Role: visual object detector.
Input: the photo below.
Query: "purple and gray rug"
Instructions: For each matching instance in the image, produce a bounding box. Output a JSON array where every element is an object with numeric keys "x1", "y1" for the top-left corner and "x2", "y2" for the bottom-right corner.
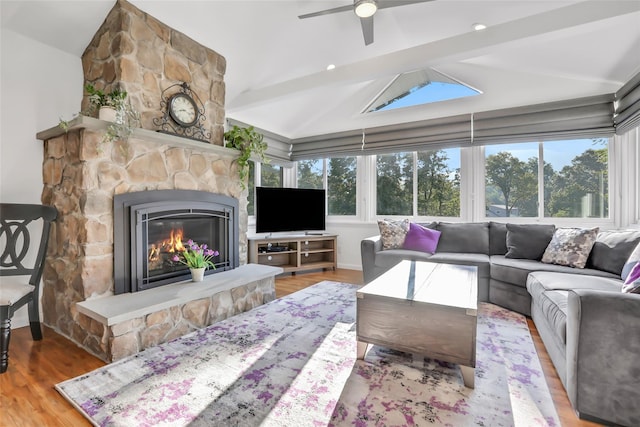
[{"x1": 56, "y1": 280, "x2": 559, "y2": 426}]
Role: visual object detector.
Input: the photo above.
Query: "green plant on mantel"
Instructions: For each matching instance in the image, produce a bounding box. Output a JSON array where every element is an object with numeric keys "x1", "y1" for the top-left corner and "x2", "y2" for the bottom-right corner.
[
  {"x1": 59, "y1": 83, "x2": 140, "y2": 147},
  {"x1": 224, "y1": 125, "x2": 268, "y2": 189}
]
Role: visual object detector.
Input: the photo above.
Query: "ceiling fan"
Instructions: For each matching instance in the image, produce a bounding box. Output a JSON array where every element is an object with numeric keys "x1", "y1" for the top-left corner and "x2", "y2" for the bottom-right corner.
[{"x1": 298, "y1": 0, "x2": 435, "y2": 45}]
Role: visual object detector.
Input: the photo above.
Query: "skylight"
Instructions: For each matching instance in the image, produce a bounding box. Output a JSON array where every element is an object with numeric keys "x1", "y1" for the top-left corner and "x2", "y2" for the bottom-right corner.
[{"x1": 364, "y1": 68, "x2": 481, "y2": 113}]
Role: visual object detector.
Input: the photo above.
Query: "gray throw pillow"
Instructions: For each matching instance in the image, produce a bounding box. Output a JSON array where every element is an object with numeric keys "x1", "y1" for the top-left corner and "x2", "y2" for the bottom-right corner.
[
  {"x1": 505, "y1": 224, "x2": 555, "y2": 260},
  {"x1": 436, "y1": 222, "x2": 489, "y2": 254},
  {"x1": 587, "y1": 230, "x2": 640, "y2": 276},
  {"x1": 489, "y1": 222, "x2": 508, "y2": 255}
]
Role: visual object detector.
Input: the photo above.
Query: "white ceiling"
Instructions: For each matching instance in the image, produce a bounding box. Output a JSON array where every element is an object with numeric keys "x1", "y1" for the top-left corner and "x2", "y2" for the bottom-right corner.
[{"x1": 2, "y1": 0, "x2": 640, "y2": 140}]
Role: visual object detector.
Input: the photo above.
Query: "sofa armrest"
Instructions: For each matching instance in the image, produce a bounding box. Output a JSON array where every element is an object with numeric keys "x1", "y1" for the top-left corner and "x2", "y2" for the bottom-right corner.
[
  {"x1": 566, "y1": 289, "x2": 640, "y2": 426},
  {"x1": 361, "y1": 235, "x2": 383, "y2": 284}
]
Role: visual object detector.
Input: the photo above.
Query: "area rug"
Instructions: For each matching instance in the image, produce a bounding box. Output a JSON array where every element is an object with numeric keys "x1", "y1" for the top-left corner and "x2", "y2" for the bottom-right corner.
[{"x1": 56, "y1": 281, "x2": 559, "y2": 426}]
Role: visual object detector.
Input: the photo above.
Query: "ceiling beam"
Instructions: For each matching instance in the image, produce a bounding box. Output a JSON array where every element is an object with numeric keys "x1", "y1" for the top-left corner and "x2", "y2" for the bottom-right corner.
[{"x1": 228, "y1": 0, "x2": 640, "y2": 110}]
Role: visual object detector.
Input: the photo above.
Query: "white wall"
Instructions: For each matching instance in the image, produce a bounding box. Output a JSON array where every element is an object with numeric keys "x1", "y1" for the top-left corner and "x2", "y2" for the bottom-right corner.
[{"x1": 1, "y1": 29, "x2": 83, "y2": 326}]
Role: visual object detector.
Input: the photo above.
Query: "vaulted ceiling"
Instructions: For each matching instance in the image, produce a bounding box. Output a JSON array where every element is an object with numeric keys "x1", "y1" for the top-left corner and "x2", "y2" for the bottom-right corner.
[{"x1": 3, "y1": 0, "x2": 640, "y2": 141}]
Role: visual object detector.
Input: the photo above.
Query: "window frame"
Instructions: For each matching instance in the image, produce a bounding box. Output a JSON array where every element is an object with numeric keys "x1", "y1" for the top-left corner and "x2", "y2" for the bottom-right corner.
[{"x1": 479, "y1": 139, "x2": 614, "y2": 227}]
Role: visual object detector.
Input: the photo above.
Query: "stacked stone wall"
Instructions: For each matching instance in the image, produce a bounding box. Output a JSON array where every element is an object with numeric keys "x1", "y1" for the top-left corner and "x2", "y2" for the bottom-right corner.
[{"x1": 81, "y1": 0, "x2": 225, "y2": 145}]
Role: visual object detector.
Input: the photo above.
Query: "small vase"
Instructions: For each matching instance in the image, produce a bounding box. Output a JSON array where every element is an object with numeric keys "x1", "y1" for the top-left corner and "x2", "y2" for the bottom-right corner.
[
  {"x1": 98, "y1": 106, "x2": 117, "y2": 122},
  {"x1": 189, "y1": 267, "x2": 206, "y2": 282}
]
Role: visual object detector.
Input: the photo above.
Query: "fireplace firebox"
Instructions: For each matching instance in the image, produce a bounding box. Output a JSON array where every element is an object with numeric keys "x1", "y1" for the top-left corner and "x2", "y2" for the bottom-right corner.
[{"x1": 114, "y1": 190, "x2": 239, "y2": 294}]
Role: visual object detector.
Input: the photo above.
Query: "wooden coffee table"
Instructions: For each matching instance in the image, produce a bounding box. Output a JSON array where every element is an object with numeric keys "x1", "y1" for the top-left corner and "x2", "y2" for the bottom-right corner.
[{"x1": 356, "y1": 260, "x2": 478, "y2": 388}]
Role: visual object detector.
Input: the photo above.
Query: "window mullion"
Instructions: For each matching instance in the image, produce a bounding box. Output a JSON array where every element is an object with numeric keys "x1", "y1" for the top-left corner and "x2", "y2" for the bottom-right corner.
[
  {"x1": 538, "y1": 142, "x2": 544, "y2": 218},
  {"x1": 413, "y1": 151, "x2": 418, "y2": 217}
]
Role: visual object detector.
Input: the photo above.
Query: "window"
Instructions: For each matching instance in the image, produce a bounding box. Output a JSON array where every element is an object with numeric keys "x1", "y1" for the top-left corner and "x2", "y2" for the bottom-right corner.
[
  {"x1": 328, "y1": 157, "x2": 356, "y2": 215},
  {"x1": 485, "y1": 143, "x2": 538, "y2": 217},
  {"x1": 416, "y1": 149, "x2": 461, "y2": 216},
  {"x1": 364, "y1": 68, "x2": 480, "y2": 113},
  {"x1": 297, "y1": 159, "x2": 323, "y2": 189},
  {"x1": 260, "y1": 163, "x2": 283, "y2": 187},
  {"x1": 544, "y1": 139, "x2": 608, "y2": 218},
  {"x1": 377, "y1": 149, "x2": 461, "y2": 217},
  {"x1": 376, "y1": 153, "x2": 413, "y2": 215},
  {"x1": 248, "y1": 162, "x2": 255, "y2": 216},
  {"x1": 484, "y1": 139, "x2": 609, "y2": 219}
]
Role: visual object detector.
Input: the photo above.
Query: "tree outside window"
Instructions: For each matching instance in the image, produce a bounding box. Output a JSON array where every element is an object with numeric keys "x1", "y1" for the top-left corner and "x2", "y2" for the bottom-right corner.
[
  {"x1": 328, "y1": 157, "x2": 356, "y2": 215},
  {"x1": 261, "y1": 163, "x2": 283, "y2": 187},
  {"x1": 377, "y1": 149, "x2": 460, "y2": 217},
  {"x1": 485, "y1": 143, "x2": 539, "y2": 217},
  {"x1": 484, "y1": 139, "x2": 609, "y2": 218},
  {"x1": 297, "y1": 159, "x2": 323, "y2": 189},
  {"x1": 545, "y1": 139, "x2": 608, "y2": 218},
  {"x1": 377, "y1": 153, "x2": 413, "y2": 215},
  {"x1": 415, "y1": 149, "x2": 460, "y2": 216}
]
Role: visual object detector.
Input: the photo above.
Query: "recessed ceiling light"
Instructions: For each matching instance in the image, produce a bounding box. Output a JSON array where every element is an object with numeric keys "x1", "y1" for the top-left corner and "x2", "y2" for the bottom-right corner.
[
  {"x1": 472, "y1": 23, "x2": 487, "y2": 31},
  {"x1": 326, "y1": 64, "x2": 336, "y2": 71}
]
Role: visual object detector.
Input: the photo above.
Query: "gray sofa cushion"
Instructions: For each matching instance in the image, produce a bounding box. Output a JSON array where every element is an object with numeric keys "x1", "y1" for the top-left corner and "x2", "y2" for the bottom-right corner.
[
  {"x1": 587, "y1": 230, "x2": 640, "y2": 276},
  {"x1": 489, "y1": 222, "x2": 508, "y2": 255},
  {"x1": 505, "y1": 223, "x2": 555, "y2": 260},
  {"x1": 436, "y1": 222, "x2": 489, "y2": 254},
  {"x1": 490, "y1": 255, "x2": 619, "y2": 288},
  {"x1": 527, "y1": 272, "x2": 623, "y2": 346}
]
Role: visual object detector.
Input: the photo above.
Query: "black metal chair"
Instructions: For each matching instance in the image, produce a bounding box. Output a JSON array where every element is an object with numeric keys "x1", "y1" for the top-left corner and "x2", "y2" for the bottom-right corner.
[{"x1": 0, "y1": 203, "x2": 57, "y2": 373}]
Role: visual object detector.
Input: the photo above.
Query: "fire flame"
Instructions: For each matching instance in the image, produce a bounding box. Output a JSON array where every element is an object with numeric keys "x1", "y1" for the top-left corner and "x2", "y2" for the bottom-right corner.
[
  {"x1": 166, "y1": 228, "x2": 186, "y2": 253},
  {"x1": 148, "y1": 228, "x2": 186, "y2": 263}
]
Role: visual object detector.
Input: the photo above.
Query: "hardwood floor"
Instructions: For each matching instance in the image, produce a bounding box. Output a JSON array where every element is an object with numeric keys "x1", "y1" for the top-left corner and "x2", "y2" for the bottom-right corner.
[{"x1": 0, "y1": 269, "x2": 601, "y2": 426}]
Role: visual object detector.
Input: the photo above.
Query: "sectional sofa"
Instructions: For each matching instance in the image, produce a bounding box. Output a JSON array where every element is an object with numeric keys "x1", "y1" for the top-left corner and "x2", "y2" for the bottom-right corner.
[{"x1": 361, "y1": 221, "x2": 640, "y2": 426}]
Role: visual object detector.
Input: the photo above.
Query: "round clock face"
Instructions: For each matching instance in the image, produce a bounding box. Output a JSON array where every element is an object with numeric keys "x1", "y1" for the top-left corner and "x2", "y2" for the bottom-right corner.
[{"x1": 169, "y1": 93, "x2": 198, "y2": 127}]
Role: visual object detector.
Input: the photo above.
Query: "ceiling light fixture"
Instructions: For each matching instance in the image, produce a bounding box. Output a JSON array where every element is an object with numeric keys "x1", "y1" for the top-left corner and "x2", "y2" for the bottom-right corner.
[
  {"x1": 472, "y1": 23, "x2": 487, "y2": 31},
  {"x1": 355, "y1": 0, "x2": 377, "y2": 18}
]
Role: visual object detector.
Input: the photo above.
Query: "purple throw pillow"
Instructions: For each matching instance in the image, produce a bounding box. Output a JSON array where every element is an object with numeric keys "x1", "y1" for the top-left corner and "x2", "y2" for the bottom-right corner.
[
  {"x1": 403, "y1": 222, "x2": 441, "y2": 254},
  {"x1": 622, "y1": 261, "x2": 640, "y2": 294}
]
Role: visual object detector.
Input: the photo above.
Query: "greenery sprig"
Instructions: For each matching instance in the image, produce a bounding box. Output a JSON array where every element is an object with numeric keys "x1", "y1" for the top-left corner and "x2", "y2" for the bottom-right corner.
[{"x1": 224, "y1": 125, "x2": 268, "y2": 189}]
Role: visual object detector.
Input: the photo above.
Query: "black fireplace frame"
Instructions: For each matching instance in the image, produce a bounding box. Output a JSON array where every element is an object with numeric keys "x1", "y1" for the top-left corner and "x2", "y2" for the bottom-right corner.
[{"x1": 113, "y1": 190, "x2": 239, "y2": 294}]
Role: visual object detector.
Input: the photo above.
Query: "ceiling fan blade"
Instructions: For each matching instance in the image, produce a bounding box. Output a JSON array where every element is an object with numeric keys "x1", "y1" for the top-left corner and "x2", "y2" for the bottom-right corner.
[
  {"x1": 360, "y1": 16, "x2": 374, "y2": 45},
  {"x1": 377, "y1": 0, "x2": 436, "y2": 11},
  {"x1": 298, "y1": 4, "x2": 353, "y2": 19}
]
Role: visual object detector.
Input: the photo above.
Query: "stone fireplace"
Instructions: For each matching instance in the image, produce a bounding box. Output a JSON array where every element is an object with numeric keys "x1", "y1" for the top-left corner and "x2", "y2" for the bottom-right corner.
[{"x1": 35, "y1": 0, "x2": 281, "y2": 362}]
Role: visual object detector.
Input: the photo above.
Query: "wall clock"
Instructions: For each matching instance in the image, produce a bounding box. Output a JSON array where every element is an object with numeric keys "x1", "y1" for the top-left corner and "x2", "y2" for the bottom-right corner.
[
  {"x1": 169, "y1": 93, "x2": 198, "y2": 127},
  {"x1": 153, "y1": 82, "x2": 211, "y2": 142}
]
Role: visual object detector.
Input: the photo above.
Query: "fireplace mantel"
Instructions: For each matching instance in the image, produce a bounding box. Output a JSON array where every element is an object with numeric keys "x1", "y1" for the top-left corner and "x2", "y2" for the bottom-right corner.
[{"x1": 36, "y1": 116, "x2": 240, "y2": 159}]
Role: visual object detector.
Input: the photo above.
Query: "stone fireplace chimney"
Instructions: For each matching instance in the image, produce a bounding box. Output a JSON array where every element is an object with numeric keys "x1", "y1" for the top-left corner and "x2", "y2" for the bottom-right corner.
[
  {"x1": 81, "y1": 0, "x2": 225, "y2": 144},
  {"x1": 36, "y1": 0, "x2": 277, "y2": 363}
]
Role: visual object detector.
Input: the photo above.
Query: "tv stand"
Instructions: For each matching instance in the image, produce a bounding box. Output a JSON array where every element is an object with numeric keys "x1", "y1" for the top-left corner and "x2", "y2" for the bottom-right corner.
[{"x1": 248, "y1": 234, "x2": 337, "y2": 274}]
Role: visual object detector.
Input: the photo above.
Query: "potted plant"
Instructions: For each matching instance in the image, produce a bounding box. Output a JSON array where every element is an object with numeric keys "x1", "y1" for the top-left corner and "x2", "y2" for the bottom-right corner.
[
  {"x1": 84, "y1": 83, "x2": 127, "y2": 121},
  {"x1": 171, "y1": 239, "x2": 219, "y2": 282},
  {"x1": 59, "y1": 83, "x2": 140, "y2": 146},
  {"x1": 223, "y1": 125, "x2": 268, "y2": 189}
]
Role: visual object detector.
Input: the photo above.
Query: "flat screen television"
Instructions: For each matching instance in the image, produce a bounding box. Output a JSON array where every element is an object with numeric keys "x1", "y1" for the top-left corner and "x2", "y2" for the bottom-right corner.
[{"x1": 255, "y1": 187, "x2": 326, "y2": 234}]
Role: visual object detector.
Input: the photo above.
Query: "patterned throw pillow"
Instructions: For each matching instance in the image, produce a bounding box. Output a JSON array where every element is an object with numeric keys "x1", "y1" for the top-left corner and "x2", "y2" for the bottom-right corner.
[
  {"x1": 622, "y1": 261, "x2": 640, "y2": 294},
  {"x1": 541, "y1": 227, "x2": 599, "y2": 269},
  {"x1": 377, "y1": 219, "x2": 410, "y2": 250}
]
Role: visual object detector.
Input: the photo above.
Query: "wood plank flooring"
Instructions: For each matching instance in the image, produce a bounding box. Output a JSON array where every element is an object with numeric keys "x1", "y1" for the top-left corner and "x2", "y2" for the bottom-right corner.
[{"x1": 0, "y1": 269, "x2": 601, "y2": 426}]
